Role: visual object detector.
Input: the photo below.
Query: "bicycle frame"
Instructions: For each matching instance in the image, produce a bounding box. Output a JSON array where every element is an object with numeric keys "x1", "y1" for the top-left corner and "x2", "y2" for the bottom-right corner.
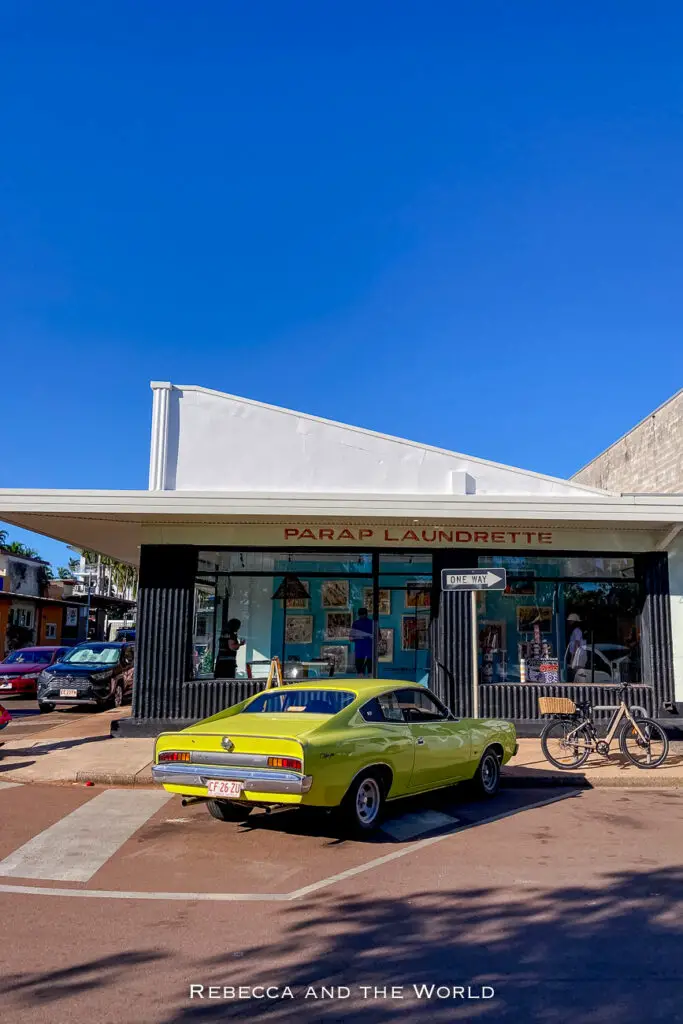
[{"x1": 564, "y1": 701, "x2": 649, "y2": 748}]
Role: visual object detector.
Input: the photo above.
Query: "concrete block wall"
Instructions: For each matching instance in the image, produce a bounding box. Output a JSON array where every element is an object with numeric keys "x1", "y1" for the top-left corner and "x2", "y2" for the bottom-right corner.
[{"x1": 572, "y1": 390, "x2": 683, "y2": 494}]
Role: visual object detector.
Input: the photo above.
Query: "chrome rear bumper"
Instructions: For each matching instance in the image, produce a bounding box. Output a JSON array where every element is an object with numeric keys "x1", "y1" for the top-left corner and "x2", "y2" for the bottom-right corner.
[{"x1": 152, "y1": 763, "x2": 312, "y2": 795}]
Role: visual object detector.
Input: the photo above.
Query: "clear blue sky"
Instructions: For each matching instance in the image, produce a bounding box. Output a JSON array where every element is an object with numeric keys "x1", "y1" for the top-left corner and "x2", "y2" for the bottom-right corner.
[{"x1": 2, "y1": 2, "x2": 683, "y2": 567}]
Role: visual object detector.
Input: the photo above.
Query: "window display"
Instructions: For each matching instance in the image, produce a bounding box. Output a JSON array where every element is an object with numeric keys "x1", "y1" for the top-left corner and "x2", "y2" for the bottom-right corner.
[
  {"x1": 476, "y1": 555, "x2": 643, "y2": 684},
  {"x1": 194, "y1": 550, "x2": 433, "y2": 683}
]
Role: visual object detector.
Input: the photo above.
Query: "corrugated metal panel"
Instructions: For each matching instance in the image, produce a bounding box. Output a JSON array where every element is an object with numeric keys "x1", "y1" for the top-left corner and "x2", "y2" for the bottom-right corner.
[
  {"x1": 180, "y1": 680, "x2": 264, "y2": 719},
  {"x1": 479, "y1": 683, "x2": 654, "y2": 721}
]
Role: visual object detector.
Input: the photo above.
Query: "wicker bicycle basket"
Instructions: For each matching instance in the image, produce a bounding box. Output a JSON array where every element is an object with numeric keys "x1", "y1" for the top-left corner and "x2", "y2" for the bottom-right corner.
[{"x1": 538, "y1": 696, "x2": 576, "y2": 715}]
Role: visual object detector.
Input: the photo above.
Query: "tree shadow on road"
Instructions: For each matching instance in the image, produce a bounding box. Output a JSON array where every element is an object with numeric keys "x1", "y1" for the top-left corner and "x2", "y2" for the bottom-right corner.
[
  {"x1": 164, "y1": 865, "x2": 683, "y2": 1023},
  {"x1": 4, "y1": 950, "x2": 167, "y2": 1004}
]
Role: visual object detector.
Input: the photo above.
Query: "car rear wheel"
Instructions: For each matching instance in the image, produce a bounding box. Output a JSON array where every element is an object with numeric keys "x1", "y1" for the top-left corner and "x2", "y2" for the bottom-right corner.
[
  {"x1": 340, "y1": 770, "x2": 385, "y2": 836},
  {"x1": 113, "y1": 683, "x2": 124, "y2": 708},
  {"x1": 38, "y1": 702, "x2": 55, "y2": 714},
  {"x1": 471, "y1": 748, "x2": 501, "y2": 798},
  {"x1": 206, "y1": 799, "x2": 253, "y2": 823}
]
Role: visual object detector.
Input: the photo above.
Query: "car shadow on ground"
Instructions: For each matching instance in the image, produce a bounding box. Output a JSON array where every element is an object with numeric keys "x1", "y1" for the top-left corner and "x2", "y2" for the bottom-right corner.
[
  {"x1": 234, "y1": 786, "x2": 578, "y2": 846},
  {"x1": 0, "y1": 734, "x2": 112, "y2": 758}
]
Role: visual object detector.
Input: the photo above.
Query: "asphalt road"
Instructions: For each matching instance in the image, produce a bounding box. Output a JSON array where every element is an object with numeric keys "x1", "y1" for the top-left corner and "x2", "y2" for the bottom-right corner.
[{"x1": 1, "y1": 781, "x2": 682, "y2": 1024}]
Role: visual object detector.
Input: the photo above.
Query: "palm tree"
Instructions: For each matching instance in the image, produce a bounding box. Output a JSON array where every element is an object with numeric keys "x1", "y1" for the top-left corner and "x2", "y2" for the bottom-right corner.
[
  {"x1": 4, "y1": 541, "x2": 40, "y2": 558},
  {"x1": 0, "y1": 529, "x2": 7, "y2": 548}
]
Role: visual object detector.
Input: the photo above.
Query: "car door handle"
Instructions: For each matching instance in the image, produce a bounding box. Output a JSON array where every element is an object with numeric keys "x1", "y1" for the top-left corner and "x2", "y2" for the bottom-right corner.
[{"x1": 416, "y1": 737, "x2": 425, "y2": 745}]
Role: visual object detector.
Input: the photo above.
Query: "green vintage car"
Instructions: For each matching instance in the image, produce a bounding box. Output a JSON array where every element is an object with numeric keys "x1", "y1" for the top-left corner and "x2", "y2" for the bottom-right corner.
[{"x1": 152, "y1": 679, "x2": 517, "y2": 835}]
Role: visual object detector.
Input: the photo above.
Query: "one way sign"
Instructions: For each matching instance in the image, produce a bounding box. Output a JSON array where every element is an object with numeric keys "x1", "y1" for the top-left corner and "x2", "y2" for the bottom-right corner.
[{"x1": 441, "y1": 568, "x2": 507, "y2": 592}]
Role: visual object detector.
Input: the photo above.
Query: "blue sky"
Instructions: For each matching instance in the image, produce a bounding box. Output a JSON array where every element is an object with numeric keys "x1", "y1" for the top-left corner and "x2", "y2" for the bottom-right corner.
[{"x1": 2, "y1": 2, "x2": 683, "y2": 567}]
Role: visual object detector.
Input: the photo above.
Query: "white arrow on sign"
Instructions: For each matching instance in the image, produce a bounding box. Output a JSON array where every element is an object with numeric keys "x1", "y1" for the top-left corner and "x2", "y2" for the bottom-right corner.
[{"x1": 441, "y1": 568, "x2": 507, "y2": 591}]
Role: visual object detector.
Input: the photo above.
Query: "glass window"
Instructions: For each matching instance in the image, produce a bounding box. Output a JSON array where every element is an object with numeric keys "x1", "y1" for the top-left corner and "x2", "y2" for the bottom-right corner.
[
  {"x1": 377, "y1": 554, "x2": 432, "y2": 684},
  {"x1": 63, "y1": 645, "x2": 121, "y2": 665},
  {"x1": 242, "y1": 689, "x2": 355, "y2": 715},
  {"x1": 359, "y1": 698, "x2": 384, "y2": 722},
  {"x1": 4, "y1": 649, "x2": 52, "y2": 665},
  {"x1": 475, "y1": 555, "x2": 642, "y2": 685},
  {"x1": 198, "y1": 551, "x2": 372, "y2": 575},
  {"x1": 394, "y1": 688, "x2": 449, "y2": 722},
  {"x1": 378, "y1": 691, "x2": 405, "y2": 722}
]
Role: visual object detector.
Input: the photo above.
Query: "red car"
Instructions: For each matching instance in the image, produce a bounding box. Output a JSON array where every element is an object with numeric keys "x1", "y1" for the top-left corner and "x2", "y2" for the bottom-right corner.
[
  {"x1": 0, "y1": 704, "x2": 10, "y2": 730},
  {"x1": 0, "y1": 646, "x2": 71, "y2": 698}
]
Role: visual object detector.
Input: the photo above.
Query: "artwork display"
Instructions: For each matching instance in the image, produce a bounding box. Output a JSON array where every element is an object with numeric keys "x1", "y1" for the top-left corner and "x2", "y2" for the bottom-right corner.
[
  {"x1": 363, "y1": 588, "x2": 391, "y2": 616},
  {"x1": 516, "y1": 606, "x2": 553, "y2": 632},
  {"x1": 479, "y1": 621, "x2": 505, "y2": 653},
  {"x1": 325, "y1": 611, "x2": 352, "y2": 640},
  {"x1": 377, "y1": 627, "x2": 394, "y2": 662},
  {"x1": 285, "y1": 615, "x2": 314, "y2": 644},
  {"x1": 65, "y1": 607, "x2": 78, "y2": 627},
  {"x1": 320, "y1": 644, "x2": 349, "y2": 675},
  {"x1": 405, "y1": 583, "x2": 431, "y2": 610},
  {"x1": 401, "y1": 615, "x2": 429, "y2": 651},
  {"x1": 504, "y1": 574, "x2": 536, "y2": 597},
  {"x1": 321, "y1": 580, "x2": 349, "y2": 609}
]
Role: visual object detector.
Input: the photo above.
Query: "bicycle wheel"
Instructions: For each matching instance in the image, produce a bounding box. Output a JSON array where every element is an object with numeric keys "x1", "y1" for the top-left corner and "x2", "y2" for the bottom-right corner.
[
  {"x1": 541, "y1": 719, "x2": 592, "y2": 769},
  {"x1": 619, "y1": 717, "x2": 669, "y2": 768}
]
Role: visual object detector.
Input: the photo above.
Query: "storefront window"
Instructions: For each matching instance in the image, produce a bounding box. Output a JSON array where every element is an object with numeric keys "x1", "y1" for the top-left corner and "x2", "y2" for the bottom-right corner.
[
  {"x1": 377, "y1": 554, "x2": 432, "y2": 684},
  {"x1": 476, "y1": 555, "x2": 642, "y2": 684},
  {"x1": 194, "y1": 550, "x2": 432, "y2": 683}
]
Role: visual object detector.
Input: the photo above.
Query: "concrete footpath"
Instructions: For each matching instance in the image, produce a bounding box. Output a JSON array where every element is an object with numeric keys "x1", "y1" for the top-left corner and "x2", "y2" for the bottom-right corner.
[{"x1": 1, "y1": 706, "x2": 682, "y2": 788}]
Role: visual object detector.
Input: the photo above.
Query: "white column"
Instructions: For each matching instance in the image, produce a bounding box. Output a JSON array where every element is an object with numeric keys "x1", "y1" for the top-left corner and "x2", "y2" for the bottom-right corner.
[
  {"x1": 148, "y1": 382, "x2": 172, "y2": 490},
  {"x1": 667, "y1": 532, "x2": 683, "y2": 701}
]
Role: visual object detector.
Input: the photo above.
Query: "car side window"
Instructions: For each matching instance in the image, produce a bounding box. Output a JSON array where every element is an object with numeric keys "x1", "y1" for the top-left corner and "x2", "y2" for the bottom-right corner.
[
  {"x1": 395, "y1": 688, "x2": 450, "y2": 723},
  {"x1": 359, "y1": 698, "x2": 384, "y2": 722},
  {"x1": 377, "y1": 692, "x2": 405, "y2": 723},
  {"x1": 123, "y1": 647, "x2": 134, "y2": 667}
]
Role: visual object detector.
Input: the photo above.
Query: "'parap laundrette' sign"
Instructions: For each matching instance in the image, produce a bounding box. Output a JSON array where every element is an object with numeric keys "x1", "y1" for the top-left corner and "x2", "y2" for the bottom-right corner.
[{"x1": 282, "y1": 526, "x2": 553, "y2": 546}]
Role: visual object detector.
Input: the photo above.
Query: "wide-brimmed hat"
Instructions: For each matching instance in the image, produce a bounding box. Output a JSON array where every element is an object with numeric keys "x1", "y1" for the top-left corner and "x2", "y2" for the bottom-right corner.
[{"x1": 567, "y1": 613, "x2": 582, "y2": 622}]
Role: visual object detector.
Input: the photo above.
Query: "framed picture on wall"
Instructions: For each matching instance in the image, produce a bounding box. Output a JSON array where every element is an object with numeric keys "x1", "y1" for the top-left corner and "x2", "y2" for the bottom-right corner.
[
  {"x1": 363, "y1": 588, "x2": 391, "y2": 616},
  {"x1": 284, "y1": 615, "x2": 314, "y2": 644},
  {"x1": 65, "y1": 607, "x2": 78, "y2": 627},
  {"x1": 377, "y1": 627, "x2": 394, "y2": 662},
  {"x1": 401, "y1": 615, "x2": 429, "y2": 651},
  {"x1": 325, "y1": 611, "x2": 352, "y2": 639},
  {"x1": 516, "y1": 605, "x2": 553, "y2": 632},
  {"x1": 320, "y1": 644, "x2": 348, "y2": 674},
  {"x1": 504, "y1": 573, "x2": 536, "y2": 597},
  {"x1": 405, "y1": 583, "x2": 431, "y2": 610},
  {"x1": 478, "y1": 620, "x2": 505, "y2": 652},
  {"x1": 321, "y1": 580, "x2": 349, "y2": 609}
]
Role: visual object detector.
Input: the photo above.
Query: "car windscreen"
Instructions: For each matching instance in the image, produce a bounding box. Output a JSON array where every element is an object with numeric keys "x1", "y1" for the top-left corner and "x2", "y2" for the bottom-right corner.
[
  {"x1": 243, "y1": 689, "x2": 355, "y2": 715},
  {"x1": 62, "y1": 646, "x2": 121, "y2": 665},
  {"x1": 3, "y1": 650, "x2": 52, "y2": 665}
]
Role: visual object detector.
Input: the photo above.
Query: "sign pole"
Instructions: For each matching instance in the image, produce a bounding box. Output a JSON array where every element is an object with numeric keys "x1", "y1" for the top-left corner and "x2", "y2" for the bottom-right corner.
[{"x1": 471, "y1": 590, "x2": 479, "y2": 718}]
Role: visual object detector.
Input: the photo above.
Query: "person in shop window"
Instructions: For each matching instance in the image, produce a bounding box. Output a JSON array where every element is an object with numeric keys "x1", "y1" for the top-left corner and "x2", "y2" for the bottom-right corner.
[
  {"x1": 214, "y1": 617, "x2": 244, "y2": 678},
  {"x1": 351, "y1": 607, "x2": 373, "y2": 676},
  {"x1": 567, "y1": 613, "x2": 586, "y2": 681}
]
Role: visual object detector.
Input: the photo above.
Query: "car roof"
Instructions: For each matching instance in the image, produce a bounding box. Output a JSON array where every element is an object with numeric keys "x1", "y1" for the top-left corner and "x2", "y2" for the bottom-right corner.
[
  {"x1": 261, "y1": 678, "x2": 425, "y2": 698},
  {"x1": 14, "y1": 646, "x2": 65, "y2": 653}
]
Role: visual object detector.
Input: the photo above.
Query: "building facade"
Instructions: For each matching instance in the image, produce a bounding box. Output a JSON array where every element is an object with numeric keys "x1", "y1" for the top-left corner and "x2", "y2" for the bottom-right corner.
[
  {"x1": 1, "y1": 380, "x2": 683, "y2": 733},
  {"x1": 0, "y1": 552, "x2": 83, "y2": 653}
]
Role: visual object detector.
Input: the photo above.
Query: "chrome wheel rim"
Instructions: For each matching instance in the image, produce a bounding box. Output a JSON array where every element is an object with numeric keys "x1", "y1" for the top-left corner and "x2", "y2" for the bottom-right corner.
[
  {"x1": 481, "y1": 754, "x2": 498, "y2": 792},
  {"x1": 356, "y1": 778, "x2": 381, "y2": 825},
  {"x1": 114, "y1": 687, "x2": 123, "y2": 707}
]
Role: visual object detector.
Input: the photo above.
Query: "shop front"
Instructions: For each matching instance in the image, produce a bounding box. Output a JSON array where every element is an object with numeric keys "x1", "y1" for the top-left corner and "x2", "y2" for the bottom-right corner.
[{"x1": 0, "y1": 381, "x2": 681, "y2": 734}]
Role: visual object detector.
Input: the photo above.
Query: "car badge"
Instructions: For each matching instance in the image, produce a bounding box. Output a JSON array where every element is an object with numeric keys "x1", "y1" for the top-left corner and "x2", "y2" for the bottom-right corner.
[{"x1": 221, "y1": 737, "x2": 234, "y2": 752}]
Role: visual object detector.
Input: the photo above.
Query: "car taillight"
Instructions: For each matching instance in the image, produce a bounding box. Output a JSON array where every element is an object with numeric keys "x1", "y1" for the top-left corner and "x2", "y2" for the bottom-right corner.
[
  {"x1": 158, "y1": 751, "x2": 191, "y2": 763},
  {"x1": 267, "y1": 756, "x2": 302, "y2": 771}
]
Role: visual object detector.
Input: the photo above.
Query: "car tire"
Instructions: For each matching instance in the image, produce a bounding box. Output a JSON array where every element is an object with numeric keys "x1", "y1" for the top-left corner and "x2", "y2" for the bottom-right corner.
[
  {"x1": 471, "y1": 748, "x2": 501, "y2": 799},
  {"x1": 38, "y1": 702, "x2": 55, "y2": 714},
  {"x1": 113, "y1": 683, "x2": 124, "y2": 709},
  {"x1": 206, "y1": 800, "x2": 253, "y2": 823},
  {"x1": 339, "y1": 770, "x2": 385, "y2": 836}
]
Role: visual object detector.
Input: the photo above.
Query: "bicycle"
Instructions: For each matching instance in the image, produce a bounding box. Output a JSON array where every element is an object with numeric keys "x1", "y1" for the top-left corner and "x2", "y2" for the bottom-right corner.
[{"x1": 539, "y1": 687, "x2": 669, "y2": 770}]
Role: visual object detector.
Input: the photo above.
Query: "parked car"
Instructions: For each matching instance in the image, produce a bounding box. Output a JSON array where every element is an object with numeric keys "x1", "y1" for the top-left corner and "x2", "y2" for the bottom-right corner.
[
  {"x1": 563, "y1": 643, "x2": 633, "y2": 683},
  {"x1": 115, "y1": 628, "x2": 136, "y2": 642},
  {"x1": 0, "y1": 704, "x2": 11, "y2": 731},
  {"x1": 152, "y1": 679, "x2": 517, "y2": 835},
  {"x1": 0, "y1": 646, "x2": 72, "y2": 698},
  {"x1": 36, "y1": 642, "x2": 135, "y2": 712}
]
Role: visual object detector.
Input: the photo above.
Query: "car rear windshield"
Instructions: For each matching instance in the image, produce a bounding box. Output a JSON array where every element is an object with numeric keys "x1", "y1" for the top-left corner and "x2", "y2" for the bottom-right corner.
[
  {"x1": 243, "y1": 690, "x2": 355, "y2": 715},
  {"x1": 62, "y1": 646, "x2": 121, "y2": 665},
  {"x1": 4, "y1": 650, "x2": 52, "y2": 665}
]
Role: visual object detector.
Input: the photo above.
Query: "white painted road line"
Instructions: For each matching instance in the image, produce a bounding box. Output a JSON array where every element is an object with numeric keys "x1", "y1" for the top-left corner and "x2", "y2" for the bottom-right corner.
[
  {"x1": 381, "y1": 810, "x2": 458, "y2": 842},
  {"x1": 0, "y1": 781, "x2": 21, "y2": 790},
  {"x1": 0, "y1": 789, "x2": 171, "y2": 882},
  {"x1": 0, "y1": 792, "x2": 577, "y2": 901}
]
